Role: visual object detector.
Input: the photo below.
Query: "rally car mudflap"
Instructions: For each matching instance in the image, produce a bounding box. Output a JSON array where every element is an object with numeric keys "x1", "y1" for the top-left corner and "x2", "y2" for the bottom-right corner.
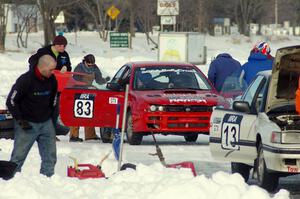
[{"x1": 60, "y1": 87, "x2": 125, "y2": 128}]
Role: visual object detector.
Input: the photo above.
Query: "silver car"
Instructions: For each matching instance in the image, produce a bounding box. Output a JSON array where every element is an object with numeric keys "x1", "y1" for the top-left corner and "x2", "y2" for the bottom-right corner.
[{"x1": 209, "y1": 45, "x2": 300, "y2": 191}]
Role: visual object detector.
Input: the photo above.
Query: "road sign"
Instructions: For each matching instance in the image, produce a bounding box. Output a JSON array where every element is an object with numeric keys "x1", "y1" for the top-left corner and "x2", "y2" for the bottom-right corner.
[
  {"x1": 157, "y1": 0, "x2": 179, "y2": 16},
  {"x1": 161, "y1": 16, "x2": 176, "y2": 25},
  {"x1": 110, "y1": 32, "x2": 129, "y2": 48},
  {"x1": 107, "y1": 5, "x2": 120, "y2": 20}
]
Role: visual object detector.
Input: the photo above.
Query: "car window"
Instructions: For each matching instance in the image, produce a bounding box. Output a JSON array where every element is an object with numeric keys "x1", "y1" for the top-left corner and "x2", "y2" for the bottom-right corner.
[
  {"x1": 120, "y1": 67, "x2": 131, "y2": 84},
  {"x1": 133, "y1": 66, "x2": 212, "y2": 90},
  {"x1": 255, "y1": 82, "x2": 267, "y2": 112},
  {"x1": 220, "y1": 70, "x2": 247, "y2": 102},
  {"x1": 242, "y1": 75, "x2": 265, "y2": 107},
  {"x1": 111, "y1": 65, "x2": 128, "y2": 83}
]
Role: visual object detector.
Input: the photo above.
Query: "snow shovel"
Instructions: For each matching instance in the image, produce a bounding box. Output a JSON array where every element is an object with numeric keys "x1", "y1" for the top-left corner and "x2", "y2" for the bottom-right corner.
[
  {"x1": 121, "y1": 132, "x2": 197, "y2": 176},
  {"x1": 0, "y1": 160, "x2": 17, "y2": 180},
  {"x1": 67, "y1": 152, "x2": 111, "y2": 179},
  {"x1": 149, "y1": 132, "x2": 197, "y2": 176}
]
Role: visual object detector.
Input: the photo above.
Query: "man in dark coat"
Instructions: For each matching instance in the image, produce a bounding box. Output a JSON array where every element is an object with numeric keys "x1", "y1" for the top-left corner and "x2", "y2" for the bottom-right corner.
[
  {"x1": 28, "y1": 35, "x2": 71, "y2": 138},
  {"x1": 28, "y1": 35, "x2": 71, "y2": 72},
  {"x1": 6, "y1": 55, "x2": 58, "y2": 177},
  {"x1": 208, "y1": 53, "x2": 241, "y2": 92}
]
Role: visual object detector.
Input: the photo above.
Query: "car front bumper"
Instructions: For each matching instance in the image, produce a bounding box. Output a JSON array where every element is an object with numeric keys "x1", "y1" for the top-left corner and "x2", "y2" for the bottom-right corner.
[
  {"x1": 133, "y1": 111, "x2": 211, "y2": 134},
  {"x1": 263, "y1": 144, "x2": 300, "y2": 173}
]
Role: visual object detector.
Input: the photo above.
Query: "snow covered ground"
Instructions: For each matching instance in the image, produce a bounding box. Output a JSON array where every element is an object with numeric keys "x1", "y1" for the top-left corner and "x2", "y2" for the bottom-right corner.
[{"x1": 0, "y1": 31, "x2": 299, "y2": 198}]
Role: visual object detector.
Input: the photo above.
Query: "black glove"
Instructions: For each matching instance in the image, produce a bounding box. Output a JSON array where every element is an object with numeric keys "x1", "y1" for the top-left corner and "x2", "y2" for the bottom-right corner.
[
  {"x1": 17, "y1": 119, "x2": 32, "y2": 130},
  {"x1": 105, "y1": 76, "x2": 111, "y2": 82}
]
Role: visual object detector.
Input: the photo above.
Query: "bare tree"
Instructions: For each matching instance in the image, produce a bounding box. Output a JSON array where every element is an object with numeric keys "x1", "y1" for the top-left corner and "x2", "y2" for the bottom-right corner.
[
  {"x1": 234, "y1": 0, "x2": 263, "y2": 35},
  {"x1": 125, "y1": 0, "x2": 137, "y2": 37},
  {"x1": 78, "y1": 0, "x2": 109, "y2": 41},
  {"x1": 13, "y1": 3, "x2": 38, "y2": 48},
  {"x1": 134, "y1": 0, "x2": 157, "y2": 46},
  {"x1": 0, "y1": 1, "x2": 9, "y2": 52},
  {"x1": 36, "y1": 0, "x2": 79, "y2": 46}
]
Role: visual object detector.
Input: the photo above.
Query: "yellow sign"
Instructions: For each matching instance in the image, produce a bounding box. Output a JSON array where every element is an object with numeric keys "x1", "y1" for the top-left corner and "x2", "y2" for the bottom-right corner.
[{"x1": 107, "y1": 5, "x2": 120, "y2": 20}]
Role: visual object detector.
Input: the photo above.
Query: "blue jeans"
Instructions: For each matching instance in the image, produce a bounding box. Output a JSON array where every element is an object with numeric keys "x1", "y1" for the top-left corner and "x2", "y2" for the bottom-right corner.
[{"x1": 10, "y1": 119, "x2": 57, "y2": 177}]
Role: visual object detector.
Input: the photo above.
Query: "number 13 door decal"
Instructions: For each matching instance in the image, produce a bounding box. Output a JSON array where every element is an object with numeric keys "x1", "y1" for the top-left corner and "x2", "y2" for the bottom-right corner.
[
  {"x1": 74, "y1": 93, "x2": 95, "y2": 118},
  {"x1": 221, "y1": 114, "x2": 243, "y2": 150}
]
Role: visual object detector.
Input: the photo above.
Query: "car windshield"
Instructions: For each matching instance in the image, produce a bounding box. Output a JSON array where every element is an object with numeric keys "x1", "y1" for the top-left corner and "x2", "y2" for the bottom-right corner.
[
  {"x1": 219, "y1": 70, "x2": 247, "y2": 106},
  {"x1": 133, "y1": 66, "x2": 212, "y2": 91}
]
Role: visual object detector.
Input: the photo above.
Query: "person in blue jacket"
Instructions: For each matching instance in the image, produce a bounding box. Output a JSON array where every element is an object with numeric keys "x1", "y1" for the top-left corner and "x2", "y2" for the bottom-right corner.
[
  {"x1": 208, "y1": 53, "x2": 241, "y2": 92},
  {"x1": 239, "y1": 41, "x2": 273, "y2": 86}
]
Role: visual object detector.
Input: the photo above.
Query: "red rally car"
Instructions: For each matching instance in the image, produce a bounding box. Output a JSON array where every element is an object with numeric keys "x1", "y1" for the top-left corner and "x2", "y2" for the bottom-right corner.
[{"x1": 60, "y1": 61, "x2": 228, "y2": 145}]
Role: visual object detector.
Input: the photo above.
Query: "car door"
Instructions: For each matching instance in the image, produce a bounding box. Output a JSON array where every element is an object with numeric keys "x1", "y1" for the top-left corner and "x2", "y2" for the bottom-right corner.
[
  {"x1": 228, "y1": 75, "x2": 267, "y2": 163},
  {"x1": 60, "y1": 65, "x2": 132, "y2": 128},
  {"x1": 210, "y1": 75, "x2": 267, "y2": 164}
]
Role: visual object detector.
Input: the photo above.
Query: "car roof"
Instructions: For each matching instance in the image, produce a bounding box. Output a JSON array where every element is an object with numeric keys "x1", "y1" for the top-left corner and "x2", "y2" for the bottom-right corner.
[
  {"x1": 257, "y1": 70, "x2": 271, "y2": 77},
  {"x1": 127, "y1": 61, "x2": 195, "y2": 69}
]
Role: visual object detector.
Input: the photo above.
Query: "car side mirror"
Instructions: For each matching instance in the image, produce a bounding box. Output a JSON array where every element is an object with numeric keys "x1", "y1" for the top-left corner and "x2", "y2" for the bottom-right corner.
[
  {"x1": 106, "y1": 82, "x2": 123, "y2": 91},
  {"x1": 232, "y1": 101, "x2": 251, "y2": 113}
]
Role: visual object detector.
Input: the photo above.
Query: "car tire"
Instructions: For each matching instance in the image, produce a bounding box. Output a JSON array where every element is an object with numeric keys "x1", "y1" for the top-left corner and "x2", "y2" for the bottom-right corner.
[
  {"x1": 100, "y1": 127, "x2": 113, "y2": 143},
  {"x1": 120, "y1": 163, "x2": 136, "y2": 171},
  {"x1": 0, "y1": 130, "x2": 14, "y2": 139},
  {"x1": 256, "y1": 142, "x2": 279, "y2": 192},
  {"x1": 184, "y1": 134, "x2": 198, "y2": 142},
  {"x1": 126, "y1": 112, "x2": 143, "y2": 145},
  {"x1": 231, "y1": 162, "x2": 251, "y2": 182}
]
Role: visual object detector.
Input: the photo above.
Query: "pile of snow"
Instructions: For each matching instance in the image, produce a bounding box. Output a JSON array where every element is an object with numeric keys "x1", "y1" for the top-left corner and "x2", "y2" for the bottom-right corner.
[{"x1": 0, "y1": 139, "x2": 290, "y2": 199}]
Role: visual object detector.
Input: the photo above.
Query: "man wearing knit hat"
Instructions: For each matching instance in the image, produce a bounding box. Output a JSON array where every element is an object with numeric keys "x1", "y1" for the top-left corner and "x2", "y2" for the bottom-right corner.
[
  {"x1": 28, "y1": 35, "x2": 71, "y2": 72},
  {"x1": 28, "y1": 35, "x2": 71, "y2": 139}
]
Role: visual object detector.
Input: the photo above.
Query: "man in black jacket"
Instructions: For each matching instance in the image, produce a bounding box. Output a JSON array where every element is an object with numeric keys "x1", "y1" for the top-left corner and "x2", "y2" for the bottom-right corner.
[
  {"x1": 28, "y1": 35, "x2": 71, "y2": 138},
  {"x1": 28, "y1": 35, "x2": 71, "y2": 72},
  {"x1": 6, "y1": 55, "x2": 58, "y2": 177}
]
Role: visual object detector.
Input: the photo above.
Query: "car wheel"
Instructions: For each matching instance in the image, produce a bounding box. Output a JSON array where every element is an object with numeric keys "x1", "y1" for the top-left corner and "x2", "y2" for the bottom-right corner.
[
  {"x1": 120, "y1": 163, "x2": 136, "y2": 171},
  {"x1": 256, "y1": 142, "x2": 279, "y2": 192},
  {"x1": 126, "y1": 112, "x2": 143, "y2": 145},
  {"x1": 100, "y1": 127, "x2": 113, "y2": 143},
  {"x1": 231, "y1": 162, "x2": 251, "y2": 182},
  {"x1": 0, "y1": 130, "x2": 14, "y2": 139},
  {"x1": 184, "y1": 134, "x2": 198, "y2": 142}
]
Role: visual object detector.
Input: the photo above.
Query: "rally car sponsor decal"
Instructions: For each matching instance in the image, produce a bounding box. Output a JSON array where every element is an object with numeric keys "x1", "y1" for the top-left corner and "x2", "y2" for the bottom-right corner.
[
  {"x1": 164, "y1": 94, "x2": 207, "y2": 103},
  {"x1": 221, "y1": 114, "x2": 243, "y2": 150},
  {"x1": 109, "y1": 97, "x2": 118, "y2": 104},
  {"x1": 212, "y1": 117, "x2": 222, "y2": 124},
  {"x1": 74, "y1": 93, "x2": 95, "y2": 119}
]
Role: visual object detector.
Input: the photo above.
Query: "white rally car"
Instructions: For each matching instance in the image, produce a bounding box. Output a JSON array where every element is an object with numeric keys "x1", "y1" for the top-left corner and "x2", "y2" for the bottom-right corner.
[{"x1": 209, "y1": 45, "x2": 300, "y2": 191}]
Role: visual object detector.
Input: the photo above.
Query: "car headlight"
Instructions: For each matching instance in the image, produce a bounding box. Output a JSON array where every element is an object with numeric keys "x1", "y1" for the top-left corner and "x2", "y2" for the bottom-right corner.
[
  {"x1": 149, "y1": 105, "x2": 157, "y2": 112},
  {"x1": 282, "y1": 131, "x2": 300, "y2": 144},
  {"x1": 158, "y1": 106, "x2": 164, "y2": 111},
  {"x1": 271, "y1": 131, "x2": 300, "y2": 144},
  {"x1": 149, "y1": 105, "x2": 164, "y2": 112}
]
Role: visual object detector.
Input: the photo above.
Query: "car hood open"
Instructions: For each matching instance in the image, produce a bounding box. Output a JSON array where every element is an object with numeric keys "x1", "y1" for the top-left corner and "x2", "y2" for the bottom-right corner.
[{"x1": 266, "y1": 45, "x2": 300, "y2": 113}]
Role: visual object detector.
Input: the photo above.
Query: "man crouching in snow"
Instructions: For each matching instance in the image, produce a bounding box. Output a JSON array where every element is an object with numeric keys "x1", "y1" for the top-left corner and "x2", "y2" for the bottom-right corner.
[{"x1": 6, "y1": 55, "x2": 58, "y2": 177}]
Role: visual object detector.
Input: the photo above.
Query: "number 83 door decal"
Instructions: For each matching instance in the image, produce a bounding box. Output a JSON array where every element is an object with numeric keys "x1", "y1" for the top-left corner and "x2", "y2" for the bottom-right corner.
[
  {"x1": 221, "y1": 114, "x2": 243, "y2": 150},
  {"x1": 73, "y1": 93, "x2": 95, "y2": 119}
]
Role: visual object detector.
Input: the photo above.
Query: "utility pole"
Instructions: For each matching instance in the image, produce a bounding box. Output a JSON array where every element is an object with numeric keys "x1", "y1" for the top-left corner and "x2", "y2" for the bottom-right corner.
[{"x1": 275, "y1": 0, "x2": 278, "y2": 28}]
